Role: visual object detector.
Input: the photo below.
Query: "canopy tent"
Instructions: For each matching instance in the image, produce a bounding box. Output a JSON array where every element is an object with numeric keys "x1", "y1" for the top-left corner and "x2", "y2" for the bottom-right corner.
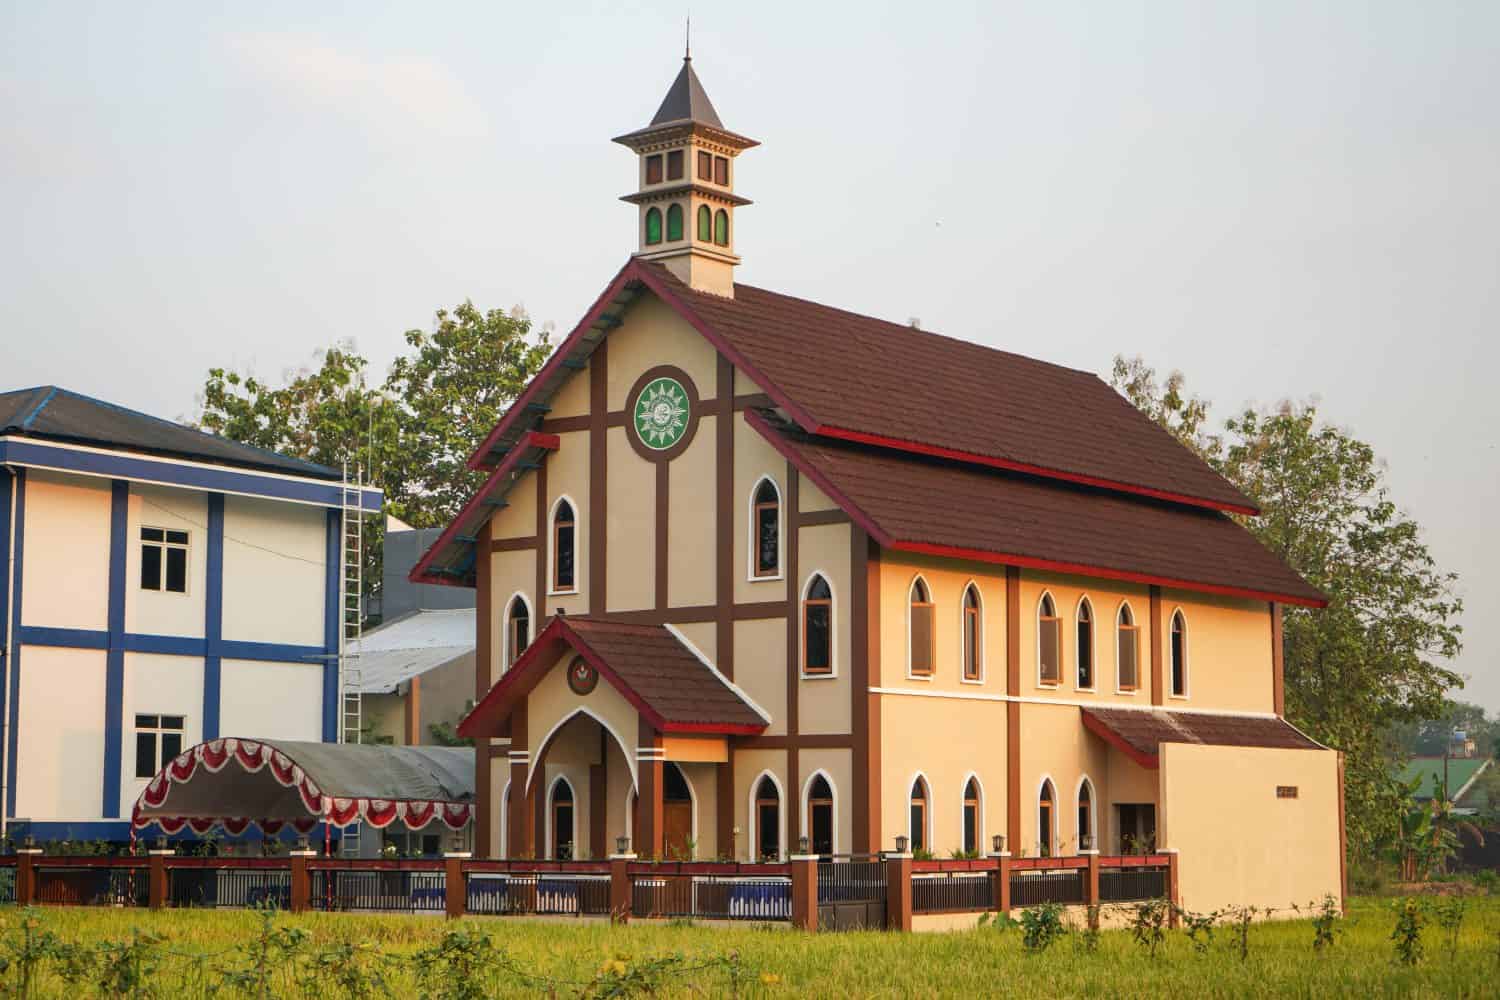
[{"x1": 131, "y1": 738, "x2": 475, "y2": 837}]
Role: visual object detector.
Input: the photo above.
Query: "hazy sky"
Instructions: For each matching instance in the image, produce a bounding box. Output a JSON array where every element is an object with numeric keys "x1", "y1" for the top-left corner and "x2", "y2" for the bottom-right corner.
[{"x1": 3, "y1": 3, "x2": 1496, "y2": 707}]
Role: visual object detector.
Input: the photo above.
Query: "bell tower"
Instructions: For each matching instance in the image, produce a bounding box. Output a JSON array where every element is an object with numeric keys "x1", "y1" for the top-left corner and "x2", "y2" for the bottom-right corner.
[{"x1": 613, "y1": 47, "x2": 757, "y2": 297}]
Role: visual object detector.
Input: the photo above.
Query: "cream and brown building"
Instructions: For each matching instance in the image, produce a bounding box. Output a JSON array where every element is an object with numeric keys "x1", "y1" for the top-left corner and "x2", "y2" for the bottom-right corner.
[{"x1": 413, "y1": 55, "x2": 1345, "y2": 913}]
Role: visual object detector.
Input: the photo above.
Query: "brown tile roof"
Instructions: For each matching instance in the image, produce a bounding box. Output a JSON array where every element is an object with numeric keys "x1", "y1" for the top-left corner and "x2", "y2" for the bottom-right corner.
[
  {"x1": 459, "y1": 616, "x2": 768, "y2": 738},
  {"x1": 1082, "y1": 707, "x2": 1324, "y2": 768},
  {"x1": 751, "y1": 412, "x2": 1324, "y2": 606},
  {"x1": 643, "y1": 262, "x2": 1255, "y2": 514}
]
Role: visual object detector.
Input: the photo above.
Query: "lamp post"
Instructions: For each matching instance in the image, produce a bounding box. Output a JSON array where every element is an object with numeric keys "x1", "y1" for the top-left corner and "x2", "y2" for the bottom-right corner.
[{"x1": 894, "y1": 834, "x2": 909, "y2": 856}]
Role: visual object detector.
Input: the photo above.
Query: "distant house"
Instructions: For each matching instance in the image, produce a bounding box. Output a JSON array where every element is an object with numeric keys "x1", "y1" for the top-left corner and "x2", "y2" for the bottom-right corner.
[
  {"x1": 0, "y1": 386, "x2": 381, "y2": 841},
  {"x1": 1402, "y1": 755, "x2": 1493, "y2": 816}
]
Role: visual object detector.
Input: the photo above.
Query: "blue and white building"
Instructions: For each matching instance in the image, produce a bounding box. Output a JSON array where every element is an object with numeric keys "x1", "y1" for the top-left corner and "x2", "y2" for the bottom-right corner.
[{"x1": 0, "y1": 386, "x2": 381, "y2": 841}]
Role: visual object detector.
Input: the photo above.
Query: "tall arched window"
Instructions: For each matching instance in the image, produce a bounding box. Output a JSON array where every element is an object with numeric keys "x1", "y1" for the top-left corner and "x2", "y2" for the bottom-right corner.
[
  {"x1": 807, "y1": 774, "x2": 834, "y2": 856},
  {"x1": 751, "y1": 478, "x2": 781, "y2": 579},
  {"x1": 802, "y1": 574, "x2": 833, "y2": 675},
  {"x1": 1170, "y1": 610, "x2": 1188, "y2": 697},
  {"x1": 1038, "y1": 593, "x2": 1061, "y2": 685},
  {"x1": 1076, "y1": 598, "x2": 1094, "y2": 689},
  {"x1": 697, "y1": 204, "x2": 711, "y2": 241},
  {"x1": 962, "y1": 585, "x2": 982, "y2": 681},
  {"x1": 1077, "y1": 777, "x2": 1095, "y2": 851},
  {"x1": 644, "y1": 207, "x2": 662, "y2": 245},
  {"x1": 506, "y1": 594, "x2": 531, "y2": 668},
  {"x1": 908, "y1": 578, "x2": 935, "y2": 677},
  {"x1": 754, "y1": 774, "x2": 781, "y2": 861},
  {"x1": 666, "y1": 203, "x2": 684, "y2": 241},
  {"x1": 550, "y1": 777, "x2": 575, "y2": 860},
  {"x1": 713, "y1": 209, "x2": 729, "y2": 246},
  {"x1": 1038, "y1": 779, "x2": 1056, "y2": 857},
  {"x1": 963, "y1": 777, "x2": 981, "y2": 856},
  {"x1": 551, "y1": 499, "x2": 576, "y2": 593},
  {"x1": 909, "y1": 777, "x2": 929, "y2": 853},
  {"x1": 1116, "y1": 604, "x2": 1139, "y2": 691}
]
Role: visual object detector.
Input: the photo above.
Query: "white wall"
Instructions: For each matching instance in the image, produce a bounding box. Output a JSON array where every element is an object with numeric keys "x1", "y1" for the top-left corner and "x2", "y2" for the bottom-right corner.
[
  {"x1": 124, "y1": 485, "x2": 207, "y2": 638},
  {"x1": 220, "y1": 496, "x2": 326, "y2": 647},
  {"x1": 21, "y1": 471, "x2": 110, "y2": 631},
  {"x1": 16, "y1": 646, "x2": 106, "y2": 820},
  {"x1": 219, "y1": 659, "x2": 324, "y2": 741},
  {"x1": 118, "y1": 652, "x2": 204, "y2": 817}
]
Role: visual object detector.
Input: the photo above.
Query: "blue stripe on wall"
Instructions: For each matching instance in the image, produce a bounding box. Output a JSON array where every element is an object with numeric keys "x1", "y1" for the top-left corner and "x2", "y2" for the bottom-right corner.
[
  {"x1": 203, "y1": 493, "x2": 224, "y2": 739},
  {"x1": 101, "y1": 480, "x2": 128, "y2": 819},
  {"x1": 6, "y1": 468, "x2": 24, "y2": 818},
  {"x1": 322, "y1": 509, "x2": 340, "y2": 743},
  {"x1": 0, "y1": 468, "x2": 10, "y2": 673},
  {"x1": 18, "y1": 627, "x2": 321, "y2": 664}
]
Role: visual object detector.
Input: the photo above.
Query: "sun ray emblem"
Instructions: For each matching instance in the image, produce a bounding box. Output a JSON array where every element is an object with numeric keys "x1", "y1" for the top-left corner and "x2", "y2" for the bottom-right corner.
[{"x1": 633, "y1": 377, "x2": 691, "y2": 451}]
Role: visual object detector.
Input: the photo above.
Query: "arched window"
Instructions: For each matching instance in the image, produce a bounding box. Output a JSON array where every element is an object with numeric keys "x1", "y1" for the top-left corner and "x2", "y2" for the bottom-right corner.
[
  {"x1": 754, "y1": 774, "x2": 781, "y2": 861},
  {"x1": 1117, "y1": 604, "x2": 1139, "y2": 691},
  {"x1": 1076, "y1": 598, "x2": 1094, "y2": 689},
  {"x1": 962, "y1": 777, "x2": 981, "y2": 856},
  {"x1": 550, "y1": 777, "x2": 575, "y2": 860},
  {"x1": 1038, "y1": 593, "x2": 1061, "y2": 685},
  {"x1": 1038, "y1": 779, "x2": 1056, "y2": 857},
  {"x1": 666, "y1": 203, "x2": 684, "y2": 241},
  {"x1": 697, "y1": 204, "x2": 711, "y2": 241},
  {"x1": 551, "y1": 499, "x2": 576, "y2": 593},
  {"x1": 644, "y1": 207, "x2": 662, "y2": 245},
  {"x1": 802, "y1": 574, "x2": 833, "y2": 675},
  {"x1": 909, "y1": 777, "x2": 929, "y2": 853},
  {"x1": 1077, "y1": 777, "x2": 1095, "y2": 851},
  {"x1": 1170, "y1": 611, "x2": 1188, "y2": 697},
  {"x1": 713, "y1": 208, "x2": 729, "y2": 246},
  {"x1": 908, "y1": 578, "x2": 935, "y2": 677},
  {"x1": 962, "y1": 584, "x2": 982, "y2": 681},
  {"x1": 806, "y1": 774, "x2": 834, "y2": 856},
  {"x1": 506, "y1": 595, "x2": 531, "y2": 668},
  {"x1": 751, "y1": 478, "x2": 781, "y2": 579}
]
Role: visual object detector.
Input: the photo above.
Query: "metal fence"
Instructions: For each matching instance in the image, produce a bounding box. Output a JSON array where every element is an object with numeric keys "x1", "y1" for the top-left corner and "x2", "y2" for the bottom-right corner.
[
  {"x1": 169, "y1": 867, "x2": 292, "y2": 909},
  {"x1": 632, "y1": 875, "x2": 790, "y2": 921},
  {"x1": 35, "y1": 865, "x2": 149, "y2": 907},
  {"x1": 912, "y1": 872, "x2": 991, "y2": 914},
  {"x1": 0, "y1": 865, "x2": 15, "y2": 905},
  {"x1": 816, "y1": 857, "x2": 887, "y2": 905},
  {"x1": 309, "y1": 867, "x2": 446, "y2": 913},
  {"x1": 1009, "y1": 868, "x2": 1086, "y2": 906},
  {"x1": 466, "y1": 873, "x2": 610, "y2": 917},
  {"x1": 1099, "y1": 865, "x2": 1168, "y2": 903}
]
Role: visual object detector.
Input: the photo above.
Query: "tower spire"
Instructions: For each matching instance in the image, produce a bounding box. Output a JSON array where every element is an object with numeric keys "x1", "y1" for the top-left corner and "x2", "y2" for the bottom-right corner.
[{"x1": 685, "y1": 15, "x2": 691, "y2": 61}]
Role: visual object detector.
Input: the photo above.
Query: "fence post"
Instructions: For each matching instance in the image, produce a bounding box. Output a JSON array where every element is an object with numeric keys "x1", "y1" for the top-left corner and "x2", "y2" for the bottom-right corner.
[
  {"x1": 609, "y1": 852, "x2": 636, "y2": 924},
  {"x1": 789, "y1": 853, "x2": 818, "y2": 932},
  {"x1": 1082, "y1": 850, "x2": 1100, "y2": 929},
  {"x1": 288, "y1": 849, "x2": 315, "y2": 914},
  {"x1": 148, "y1": 849, "x2": 172, "y2": 909},
  {"x1": 16, "y1": 847, "x2": 41, "y2": 906},
  {"x1": 885, "y1": 852, "x2": 913, "y2": 933},
  {"x1": 988, "y1": 850, "x2": 1011, "y2": 916},
  {"x1": 444, "y1": 853, "x2": 470, "y2": 919},
  {"x1": 1164, "y1": 849, "x2": 1181, "y2": 928}
]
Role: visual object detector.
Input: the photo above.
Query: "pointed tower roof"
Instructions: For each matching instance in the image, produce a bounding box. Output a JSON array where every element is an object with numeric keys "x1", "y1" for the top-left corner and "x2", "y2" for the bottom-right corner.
[{"x1": 649, "y1": 57, "x2": 723, "y2": 128}]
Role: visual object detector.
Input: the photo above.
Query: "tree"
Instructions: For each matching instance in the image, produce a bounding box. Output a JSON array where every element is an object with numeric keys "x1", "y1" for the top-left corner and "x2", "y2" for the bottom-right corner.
[{"x1": 1111, "y1": 357, "x2": 1464, "y2": 861}]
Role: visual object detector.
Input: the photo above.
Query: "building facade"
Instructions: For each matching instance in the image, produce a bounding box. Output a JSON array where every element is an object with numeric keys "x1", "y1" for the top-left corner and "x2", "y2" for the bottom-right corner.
[
  {"x1": 415, "y1": 57, "x2": 1345, "y2": 912},
  {"x1": 0, "y1": 387, "x2": 381, "y2": 841}
]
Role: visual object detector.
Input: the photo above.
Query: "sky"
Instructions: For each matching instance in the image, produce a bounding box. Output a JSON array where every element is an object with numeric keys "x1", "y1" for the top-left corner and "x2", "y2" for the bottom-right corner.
[{"x1": 3, "y1": 2, "x2": 1496, "y2": 707}]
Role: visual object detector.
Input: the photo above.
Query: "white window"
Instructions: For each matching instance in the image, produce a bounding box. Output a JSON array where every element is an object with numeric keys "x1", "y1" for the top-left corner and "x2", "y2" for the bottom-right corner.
[
  {"x1": 140, "y1": 527, "x2": 189, "y2": 593},
  {"x1": 134, "y1": 714, "x2": 184, "y2": 778},
  {"x1": 748, "y1": 477, "x2": 782, "y2": 580},
  {"x1": 550, "y1": 498, "x2": 578, "y2": 594}
]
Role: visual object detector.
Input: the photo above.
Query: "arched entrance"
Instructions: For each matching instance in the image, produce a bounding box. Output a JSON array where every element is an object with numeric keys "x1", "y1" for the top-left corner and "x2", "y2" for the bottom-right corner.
[{"x1": 630, "y1": 761, "x2": 695, "y2": 860}]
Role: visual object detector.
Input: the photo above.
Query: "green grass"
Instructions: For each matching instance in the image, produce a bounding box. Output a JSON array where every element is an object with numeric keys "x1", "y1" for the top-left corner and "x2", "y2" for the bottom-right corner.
[{"x1": 1, "y1": 896, "x2": 1497, "y2": 997}]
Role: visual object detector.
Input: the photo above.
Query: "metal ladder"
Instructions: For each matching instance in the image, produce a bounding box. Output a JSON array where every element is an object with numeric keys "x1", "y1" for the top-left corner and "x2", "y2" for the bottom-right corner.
[{"x1": 339, "y1": 462, "x2": 365, "y2": 856}]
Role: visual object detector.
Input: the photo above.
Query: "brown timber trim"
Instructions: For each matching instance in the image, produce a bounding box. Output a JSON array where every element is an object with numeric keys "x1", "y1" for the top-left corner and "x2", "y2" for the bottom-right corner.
[
  {"x1": 639, "y1": 719, "x2": 665, "y2": 858},
  {"x1": 1006, "y1": 565, "x2": 1021, "y2": 855},
  {"x1": 589, "y1": 338, "x2": 608, "y2": 613},
  {"x1": 535, "y1": 460, "x2": 548, "y2": 623},
  {"x1": 1270, "y1": 602, "x2": 1285, "y2": 715},
  {"x1": 590, "y1": 729, "x2": 607, "y2": 860},
  {"x1": 732, "y1": 392, "x2": 772, "y2": 411},
  {"x1": 404, "y1": 675, "x2": 422, "y2": 746},
  {"x1": 1149, "y1": 585, "x2": 1164, "y2": 707},
  {"x1": 508, "y1": 702, "x2": 531, "y2": 858},
  {"x1": 573, "y1": 601, "x2": 785, "y2": 628},
  {"x1": 475, "y1": 519, "x2": 494, "y2": 855},
  {"x1": 785, "y1": 461, "x2": 801, "y2": 852},
  {"x1": 655, "y1": 462, "x2": 669, "y2": 611},
  {"x1": 866, "y1": 536, "x2": 882, "y2": 853},
  {"x1": 539, "y1": 415, "x2": 591, "y2": 434},
  {"x1": 851, "y1": 525, "x2": 870, "y2": 852},
  {"x1": 490, "y1": 535, "x2": 539, "y2": 553},
  {"x1": 737, "y1": 734, "x2": 853, "y2": 751},
  {"x1": 542, "y1": 393, "x2": 768, "y2": 433},
  {"x1": 715, "y1": 356, "x2": 737, "y2": 856},
  {"x1": 1336, "y1": 750, "x2": 1348, "y2": 914},
  {"x1": 799, "y1": 508, "x2": 850, "y2": 527}
]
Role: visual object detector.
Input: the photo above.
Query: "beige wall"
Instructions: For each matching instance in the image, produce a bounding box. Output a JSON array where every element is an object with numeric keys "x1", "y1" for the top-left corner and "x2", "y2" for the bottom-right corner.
[
  {"x1": 732, "y1": 747, "x2": 789, "y2": 861},
  {"x1": 733, "y1": 419, "x2": 789, "y2": 603},
  {"x1": 544, "y1": 430, "x2": 590, "y2": 611},
  {"x1": 1017, "y1": 702, "x2": 1109, "y2": 858},
  {"x1": 605, "y1": 427, "x2": 654, "y2": 613},
  {"x1": 605, "y1": 295, "x2": 718, "y2": 411},
  {"x1": 527, "y1": 651, "x2": 639, "y2": 794},
  {"x1": 1160, "y1": 588, "x2": 1273, "y2": 712},
  {"x1": 732, "y1": 618, "x2": 786, "y2": 736},
  {"x1": 1017, "y1": 571, "x2": 1152, "y2": 701},
  {"x1": 21, "y1": 471, "x2": 111, "y2": 631},
  {"x1": 1161, "y1": 743, "x2": 1342, "y2": 913},
  {"x1": 125, "y1": 485, "x2": 207, "y2": 638},
  {"x1": 667, "y1": 417, "x2": 717, "y2": 607},
  {"x1": 797, "y1": 520, "x2": 852, "y2": 732},
  {"x1": 490, "y1": 549, "x2": 536, "y2": 682},
  {"x1": 798, "y1": 747, "x2": 854, "y2": 856},
  {"x1": 221, "y1": 495, "x2": 326, "y2": 647},
  {"x1": 878, "y1": 553, "x2": 1007, "y2": 691}
]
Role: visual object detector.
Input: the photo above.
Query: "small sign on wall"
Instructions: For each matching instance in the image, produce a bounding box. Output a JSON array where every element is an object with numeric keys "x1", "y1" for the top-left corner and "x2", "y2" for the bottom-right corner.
[{"x1": 1276, "y1": 785, "x2": 1299, "y2": 799}]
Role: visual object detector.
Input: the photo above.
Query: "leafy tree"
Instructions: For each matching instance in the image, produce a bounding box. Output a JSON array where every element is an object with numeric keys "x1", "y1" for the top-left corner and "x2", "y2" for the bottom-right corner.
[{"x1": 1111, "y1": 357, "x2": 1464, "y2": 862}]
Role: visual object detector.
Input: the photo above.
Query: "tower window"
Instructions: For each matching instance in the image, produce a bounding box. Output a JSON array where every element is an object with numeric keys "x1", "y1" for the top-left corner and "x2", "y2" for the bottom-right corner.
[
  {"x1": 698, "y1": 150, "x2": 712, "y2": 180},
  {"x1": 713, "y1": 209, "x2": 729, "y2": 246},
  {"x1": 644, "y1": 208, "x2": 662, "y2": 245},
  {"x1": 713, "y1": 156, "x2": 729, "y2": 185},
  {"x1": 645, "y1": 155, "x2": 663, "y2": 184},
  {"x1": 666, "y1": 203, "x2": 684, "y2": 242},
  {"x1": 697, "y1": 205, "x2": 711, "y2": 242},
  {"x1": 666, "y1": 149, "x2": 684, "y2": 180}
]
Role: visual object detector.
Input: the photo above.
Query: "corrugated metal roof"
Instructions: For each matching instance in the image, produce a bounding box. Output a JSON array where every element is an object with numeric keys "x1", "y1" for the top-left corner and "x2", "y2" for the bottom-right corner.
[{"x1": 353, "y1": 608, "x2": 475, "y2": 694}]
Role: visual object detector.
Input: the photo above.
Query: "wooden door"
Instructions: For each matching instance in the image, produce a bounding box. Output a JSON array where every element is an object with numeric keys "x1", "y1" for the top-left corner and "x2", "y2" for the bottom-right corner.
[{"x1": 664, "y1": 801, "x2": 693, "y2": 859}]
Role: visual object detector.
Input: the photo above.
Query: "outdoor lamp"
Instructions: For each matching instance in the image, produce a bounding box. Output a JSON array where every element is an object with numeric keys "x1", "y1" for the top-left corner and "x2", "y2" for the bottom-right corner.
[
  {"x1": 295, "y1": 834, "x2": 311, "y2": 853},
  {"x1": 155, "y1": 836, "x2": 168, "y2": 852},
  {"x1": 895, "y1": 835, "x2": 909, "y2": 854},
  {"x1": 992, "y1": 834, "x2": 1005, "y2": 854},
  {"x1": 1081, "y1": 834, "x2": 1095, "y2": 851},
  {"x1": 22, "y1": 835, "x2": 35, "y2": 851},
  {"x1": 616, "y1": 834, "x2": 630, "y2": 855},
  {"x1": 798, "y1": 835, "x2": 809, "y2": 855}
]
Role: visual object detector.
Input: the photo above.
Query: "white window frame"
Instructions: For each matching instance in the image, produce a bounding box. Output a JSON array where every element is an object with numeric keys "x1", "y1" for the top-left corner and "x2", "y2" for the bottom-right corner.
[
  {"x1": 501, "y1": 591, "x2": 534, "y2": 672},
  {"x1": 545, "y1": 775, "x2": 578, "y2": 861},
  {"x1": 906, "y1": 574, "x2": 935, "y2": 681},
  {"x1": 1035, "y1": 590, "x2": 1062, "y2": 689},
  {"x1": 959, "y1": 582, "x2": 985, "y2": 685},
  {"x1": 1075, "y1": 774, "x2": 1098, "y2": 852},
  {"x1": 139, "y1": 525, "x2": 191, "y2": 596},
  {"x1": 134, "y1": 713, "x2": 186, "y2": 780},
  {"x1": 1114, "y1": 600, "x2": 1141, "y2": 696},
  {"x1": 746, "y1": 475, "x2": 784, "y2": 582},
  {"x1": 906, "y1": 772, "x2": 933, "y2": 854},
  {"x1": 747, "y1": 769, "x2": 787, "y2": 862},
  {"x1": 799, "y1": 571, "x2": 838, "y2": 680},
  {"x1": 547, "y1": 494, "x2": 580, "y2": 597},
  {"x1": 1074, "y1": 595, "x2": 1097, "y2": 692},
  {"x1": 1036, "y1": 775, "x2": 1058, "y2": 858},
  {"x1": 959, "y1": 772, "x2": 985, "y2": 856},
  {"x1": 1168, "y1": 607, "x2": 1191, "y2": 700},
  {"x1": 799, "y1": 768, "x2": 839, "y2": 857}
]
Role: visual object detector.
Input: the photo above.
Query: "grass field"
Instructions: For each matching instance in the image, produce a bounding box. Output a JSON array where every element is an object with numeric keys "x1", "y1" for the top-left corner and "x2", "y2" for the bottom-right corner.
[{"x1": 1, "y1": 896, "x2": 1496, "y2": 997}]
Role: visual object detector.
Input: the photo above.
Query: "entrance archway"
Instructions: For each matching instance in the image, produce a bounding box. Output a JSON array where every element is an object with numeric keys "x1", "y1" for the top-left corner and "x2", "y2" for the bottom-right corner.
[{"x1": 629, "y1": 761, "x2": 696, "y2": 860}]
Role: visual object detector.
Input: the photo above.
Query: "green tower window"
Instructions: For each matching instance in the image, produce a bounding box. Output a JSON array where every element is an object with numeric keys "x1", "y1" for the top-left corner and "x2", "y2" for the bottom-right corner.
[
  {"x1": 644, "y1": 207, "x2": 662, "y2": 245},
  {"x1": 666, "y1": 203, "x2": 684, "y2": 241},
  {"x1": 713, "y1": 209, "x2": 729, "y2": 246},
  {"x1": 697, "y1": 205, "x2": 711, "y2": 242}
]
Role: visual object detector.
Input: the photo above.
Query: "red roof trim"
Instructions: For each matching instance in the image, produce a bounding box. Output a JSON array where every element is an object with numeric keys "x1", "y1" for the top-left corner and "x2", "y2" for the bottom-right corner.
[
  {"x1": 745, "y1": 410, "x2": 1327, "y2": 609},
  {"x1": 1082, "y1": 711, "x2": 1160, "y2": 770},
  {"x1": 813, "y1": 425, "x2": 1260, "y2": 517},
  {"x1": 410, "y1": 431, "x2": 561, "y2": 586},
  {"x1": 661, "y1": 722, "x2": 766, "y2": 736}
]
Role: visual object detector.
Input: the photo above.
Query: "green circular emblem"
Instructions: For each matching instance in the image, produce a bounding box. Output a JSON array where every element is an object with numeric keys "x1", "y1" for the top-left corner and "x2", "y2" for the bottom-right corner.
[{"x1": 633, "y1": 377, "x2": 691, "y2": 451}]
